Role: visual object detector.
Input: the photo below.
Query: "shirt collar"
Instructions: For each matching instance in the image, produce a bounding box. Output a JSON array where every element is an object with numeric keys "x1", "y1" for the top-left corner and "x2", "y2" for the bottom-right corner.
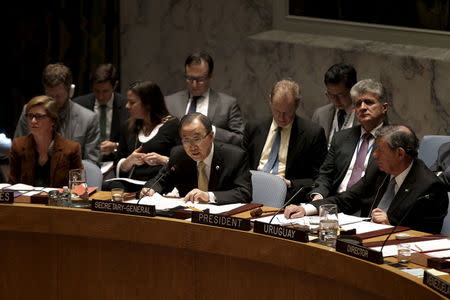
[
  {"x1": 190, "y1": 88, "x2": 210, "y2": 100},
  {"x1": 198, "y1": 143, "x2": 214, "y2": 167},
  {"x1": 391, "y1": 161, "x2": 414, "y2": 188},
  {"x1": 95, "y1": 94, "x2": 114, "y2": 108},
  {"x1": 361, "y1": 122, "x2": 384, "y2": 137},
  {"x1": 271, "y1": 118, "x2": 294, "y2": 130}
]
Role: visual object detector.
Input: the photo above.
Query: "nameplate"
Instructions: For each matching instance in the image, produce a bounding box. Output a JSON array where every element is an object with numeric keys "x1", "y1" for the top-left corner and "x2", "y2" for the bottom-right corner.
[
  {"x1": 0, "y1": 191, "x2": 14, "y2": 203},
  {"x1": 423, "y1": 271, "x2": 450, "y2": 298},
  {"x1": 91, "y1": 200, "x2": 155, "y2": 217},
  {"x1": 191, "y1": 211, "x2": 251, "y2": 231},
  {"x1": 253, "y1": 221, "x2": 309, "y2": 243},
  {"x1": 335, "y1": 239, "x2": 383, "y2": 264}
]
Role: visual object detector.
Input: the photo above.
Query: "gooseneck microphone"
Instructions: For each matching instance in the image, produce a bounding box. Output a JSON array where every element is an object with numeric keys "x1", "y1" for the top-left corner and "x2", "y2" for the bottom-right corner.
[
  {"x1": 379, "y1": 193, "x2": 432, "y2": 252},
  {"x1": 269, "y1": 183, "x2": 317, "y2": 224},
  {"x1": 137, "y1": 165, "x2": 176, "y2": 204}
]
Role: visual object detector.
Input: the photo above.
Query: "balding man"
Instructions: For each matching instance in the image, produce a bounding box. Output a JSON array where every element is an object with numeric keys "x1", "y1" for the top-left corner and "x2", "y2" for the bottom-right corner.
[
  {"x1": 285, "y1": 125, "x2": 449, "y2": 234},
  {"x1": 244, "y1": 79, "x2": 327, "y2": 202}
]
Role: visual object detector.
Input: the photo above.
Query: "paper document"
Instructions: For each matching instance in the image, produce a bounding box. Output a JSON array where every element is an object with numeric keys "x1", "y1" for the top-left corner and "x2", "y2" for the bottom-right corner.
[
  {"x1": 101, "y1": 161, "x2": 114, "y2": 174},
  {"x1": 127, "y1": 193, "x2": 244, "y2": 214},
  {"x1": 341, "y1": 221, "x2": 392, "y2": 234},
  {"x1": 253, "y1": 213, "x2": 369, "y2": 227},
  {"x1": 104, "y1": 177, "x2": 146, "y2": 186},
  {"x1": 6, "y1": 183, "x2": 36, "y2": 191},
  {"x1": 426, "y1": 249, "x2": 450, "y2": 258},
  {"x1": 0, "y1": 183, "x2": 11, "y2": 189},
  {"x1": 371, "y1": 238, "x2": 450, "y2": 257}
]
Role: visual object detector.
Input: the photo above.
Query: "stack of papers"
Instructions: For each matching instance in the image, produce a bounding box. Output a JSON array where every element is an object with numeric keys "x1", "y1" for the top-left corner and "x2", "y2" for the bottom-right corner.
[
  {"x1": 253, "y1": 213, "x2": 370, "y2": 227},
  {"x1": 371, "y1": 238, "x2": 450, "y2": 257},
  {"x1": 3, "y1": 183, "x2": 58, "y2": 196},
  {"x1": 127, "y1": 193, "x2": 244, "y2": 214}
]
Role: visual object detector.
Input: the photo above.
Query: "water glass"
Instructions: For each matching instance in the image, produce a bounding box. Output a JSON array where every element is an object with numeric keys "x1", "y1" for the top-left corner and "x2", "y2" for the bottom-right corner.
[
  {"x1": 397, "y1": 244, "x2": 411, "y2": 263},
  {"x1": 111, "y1": 188, "x2": 124, "y2": 202},
  {"x1": 318, "y1": 204, "x2": 339, "y2": 247},
  {"x1": 69, "y1": 168, "x2": 88, "y2": 201},
  {"x1": 48, "y1": 190, "x2": 61, "y2": 206}
]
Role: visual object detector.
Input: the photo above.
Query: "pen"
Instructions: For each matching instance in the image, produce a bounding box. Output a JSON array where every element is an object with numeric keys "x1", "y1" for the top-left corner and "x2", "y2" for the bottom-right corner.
[
  {"x1": 415, "y1": 244, "x2": 423, "y2": 252},
  {"x1": 186, "y1": 206, "x2": 202, "y2": 212}
]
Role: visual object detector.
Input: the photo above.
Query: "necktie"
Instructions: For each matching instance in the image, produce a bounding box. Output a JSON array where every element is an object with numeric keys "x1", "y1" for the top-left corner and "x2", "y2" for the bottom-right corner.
[
  {"x1": 347, "y1": 133, "x2": 373, "y2": 189},
  {"x1": 337, "y1": 109, "x2": 346, "y2": 130},
  {"x1": 197, "y1": 161, "x2": 208, "y2": 191},
  {"x1": 377, "y1": 177, "x2": 396, "y2": 211},
  {"x1": 188, "y1": 96, "x2": 201, "y2": 114},
  {"x1": 262, "y1": 127, "x2": 282, "y2": 174},
  {"x1": 99, "y1": 104, "x2": 107, "y2": 141},
  {"x1": 445, "y1": 165, "x2": 450, "y2": 172}
]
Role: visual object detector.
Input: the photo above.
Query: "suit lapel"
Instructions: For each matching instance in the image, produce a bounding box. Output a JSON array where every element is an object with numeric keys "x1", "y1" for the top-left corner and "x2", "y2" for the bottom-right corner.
[
  {"x1": 179, "y1": 90, "x2": 190, "y2": 117},
  {"x1": 387, "y1": 164, "x2": 416, "y2": 215},
  {"x1": 254, "y1": 118, "x2": 272, "y2": 165},
  {"x1": 50, "y1": 135, "x2": 65, "y2": 185},
  {"x1": 110, "y1": 94, "x2": 122, "y2": 140},
  {"x1": 325, "y1": 105, "x2": 335, "y2": 138},
  {"x1": 286, "y1": 117, "x2": 303, "y2": 172},
  {"x1": 341, "y1": 126, "x2": 362, "y2": 168},
  {"x1": 208, "y1": 143, "x2": 222, "y2": 190},
  {"x1": 207, "y1": 89, "x2": 218, "y2": 121}
]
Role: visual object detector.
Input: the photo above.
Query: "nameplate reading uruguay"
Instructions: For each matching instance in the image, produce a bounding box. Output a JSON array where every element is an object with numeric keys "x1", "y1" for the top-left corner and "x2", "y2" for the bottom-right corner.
[
  {"x1": 424, "y1": 271, "x2": 450, "y2": 299},
  {"x1": 253, "y1": 221, "x2": 309, "y2": 243},
  {"x1": 0, "y1": 191, "x2": 14, "y2": 203},
  {"x1": 91, "y1": 200, "x2": 155, "y2": 217},
  {"x1": 335, "y1": 239, "x2": 383, "y2": 264},
  {"x1": 191, "y1": 211, "x2": 251, "y2": 231}
]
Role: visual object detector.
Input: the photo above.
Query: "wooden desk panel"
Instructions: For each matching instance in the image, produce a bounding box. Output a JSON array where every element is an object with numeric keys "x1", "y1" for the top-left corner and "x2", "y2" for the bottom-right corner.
[{"x1": 0, "y1": 203, "x2": 445, "y2": 299}]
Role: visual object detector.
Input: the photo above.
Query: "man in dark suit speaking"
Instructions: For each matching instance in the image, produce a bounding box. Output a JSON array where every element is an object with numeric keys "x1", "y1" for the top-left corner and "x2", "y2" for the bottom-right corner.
[
  {"x1": 285, "y1": 125, "x2": 449, "y2": 234},
  {"x1": 164, "y1": 51, "x2": 244, "y2": 145},
  {"x1": 141, "y1": 113, "x2": 251, "y2": 205}
]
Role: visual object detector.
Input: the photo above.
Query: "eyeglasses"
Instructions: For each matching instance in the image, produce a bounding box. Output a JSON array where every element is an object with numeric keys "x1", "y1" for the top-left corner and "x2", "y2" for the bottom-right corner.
[
  {"x1": 25, "y1": 113, "x2": 48, "y2": 121},
  {"x1": 185, "y1": 75, "x2": 210, "y2": 84},
  {"x1": 325, "y1": 91, "x2": 349, "y2": 100},
  {"x1": 181, "y1": 133, "x2": 210, "y2": 145}
]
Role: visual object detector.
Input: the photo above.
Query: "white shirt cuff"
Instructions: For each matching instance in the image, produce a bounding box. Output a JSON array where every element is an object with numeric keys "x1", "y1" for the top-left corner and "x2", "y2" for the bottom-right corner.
[
  {"x1": 301, "y1": 203, "x2": 318, "y2": 215},
  {"x1": 208, "y1": 192, "x2": 216, "y2": 203}
]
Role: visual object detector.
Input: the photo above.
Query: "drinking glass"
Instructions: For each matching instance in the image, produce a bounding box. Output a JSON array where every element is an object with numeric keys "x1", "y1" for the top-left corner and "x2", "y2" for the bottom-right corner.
[
  {"x1": 111, "y1": 188, "x2": 124, "y2": 202},
  {"x1": 69, "y1": 169, "x2": 88, "y2": 201},
  {"x1": 318, "y1": 204, "x2": 339, "y2": 247},
  {"x1": 397, "y1": 244, "x2": 411, "y2": 263}
]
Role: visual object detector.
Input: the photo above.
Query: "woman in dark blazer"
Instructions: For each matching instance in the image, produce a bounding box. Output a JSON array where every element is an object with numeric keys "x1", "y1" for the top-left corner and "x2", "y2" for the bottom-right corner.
[
  {"x1": 9, "y1": 95, "x2": 82, "y2": 187},
  {"x1": 107, "y1": 80, "x2": 179, "y2": 192}
]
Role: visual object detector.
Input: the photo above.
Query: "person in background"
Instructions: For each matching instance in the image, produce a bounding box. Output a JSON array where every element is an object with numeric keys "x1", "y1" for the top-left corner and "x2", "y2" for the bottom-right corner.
[
  {"x1": 73, "y1": 63, "x2": 128, "y2": 161},
  {"x1": 243, "y1": 79, "x2": 327, "y2": 203},
  {"x1": 9, "y1": 95, "x2": 82, "y2": 187},
  {"x1": 430, "y1": 142, "x2": 450, "y2": 190},
  {"x1": 164, "y1": 51, "x2": 244, "y2": 145},
  {"x1": 312, "y1": 63, "x2": 358, "y2": 147},
  {"x1": 105, "y1": 80, "x2": 179, "y2": 192},
  {"x1": 141, "y1": 113, "x2": 252, "y2": 204},
  {"x1": 14, "y1": 63, "x2": 100, "y2": 163}
]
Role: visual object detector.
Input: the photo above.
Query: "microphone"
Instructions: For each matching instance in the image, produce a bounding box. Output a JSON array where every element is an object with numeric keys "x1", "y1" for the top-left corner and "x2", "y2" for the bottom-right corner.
[
  {"x1": 378, "y1": 193, "x2": 432, "y2": 252},
  {"x1": 137, "y1": 164, "x2": 176, "y2": 204},
  {"x1": 269, "y1": 183, "x2": 317, "y2": 224}
]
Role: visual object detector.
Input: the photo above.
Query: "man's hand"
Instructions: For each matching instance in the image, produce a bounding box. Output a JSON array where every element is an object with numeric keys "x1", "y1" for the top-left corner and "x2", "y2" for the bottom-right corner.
[
  {"x1": 140, "y1": 188, "x2": 155, "y2": 198},
  {"x1": 311, "y1": 194, "x2": 323, "y2": 201},
  {"x1": 184, "y1": 189, "x2": 210, "y2": 203},
  {"x1": 284, "y1": 204, "x2": 306, "y2": 219},
  {"x1": 143, "y1": 152, "x2": 169, "y2": 166},
  {"x1": 371, "y1": 208, "x2": 390, "y2": 225},
  {"x1": 277, "y1": 175, "x2": 292, "y2": 188},
  {"x1": 100, "y1": 140, "x2": 117, "y2": 156}
]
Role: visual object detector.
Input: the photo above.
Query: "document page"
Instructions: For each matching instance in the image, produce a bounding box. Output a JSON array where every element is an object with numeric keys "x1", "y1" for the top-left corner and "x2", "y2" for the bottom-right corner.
[
  {"x1": 371, "y1": 238, "x2": 450, "y2": 257},
  {"x1": 341, "y1": 221, "x2": 393, "y2": 234}
]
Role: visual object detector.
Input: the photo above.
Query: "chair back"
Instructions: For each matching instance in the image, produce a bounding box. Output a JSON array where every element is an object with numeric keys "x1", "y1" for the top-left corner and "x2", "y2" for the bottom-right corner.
[
  {"x1": 418, "y1": 135, "x2": 450, "y2": 168},
  {"x1": 82, "y1": 159, "x2": 103, "y2": 187},
  {"x1": 250, "y1": 170, "x2": 287, "y2": 208},
  {"x1": 441, "y1": 194, "x2": 450, "y2": 236}
]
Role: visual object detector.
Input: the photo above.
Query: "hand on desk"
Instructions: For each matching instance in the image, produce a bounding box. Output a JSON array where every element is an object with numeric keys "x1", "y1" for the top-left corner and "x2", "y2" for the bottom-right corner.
[
  {"x1": 140, "y1": 187, "x2": 155, "y2": 198},
  {"x1": 371, "y1": 208, "x2": 390, "y2": 225},
  {"x1": 184, "y1": 189, "x2": 209, "y2": 203},
  {"x1": 284, "y1": 204, "x2": 306, "y2": 219}
]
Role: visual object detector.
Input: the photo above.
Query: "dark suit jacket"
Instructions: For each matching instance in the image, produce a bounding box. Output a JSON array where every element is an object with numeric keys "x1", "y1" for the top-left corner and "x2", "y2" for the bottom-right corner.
[
  {"x1": 165, "y1": 89, "x2": 244, "y2": 145},
  {"x1": 8, "y1": 134, "x2": 83, "y2": 187},
  {"x1": 312, "y1": 125, "x2": 381, "y2": 198},
  {"x1": 243, "y1": 116, "x2": 327, "y2": 191},
  {"x1": 312, "y1": 159, "x2": 449, "y2": 234},
  {"x1": 144, "y1": 142, "x2": 252, "y2": 205},
  {"x1": 72, "y1": 92, "x2": 128, "y2": 143},
  {"x1": 430, "y1": 142, "x2": 450, "y2": 189},
  {"x1": 311, "y1": 103, "x2": 359, "y2": 141}
]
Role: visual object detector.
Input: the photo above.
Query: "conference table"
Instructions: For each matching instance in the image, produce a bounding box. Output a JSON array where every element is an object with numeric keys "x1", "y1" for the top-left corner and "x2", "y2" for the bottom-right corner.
[{"x1": 0, "y1": 192, "x2": 448, "y2": 299}]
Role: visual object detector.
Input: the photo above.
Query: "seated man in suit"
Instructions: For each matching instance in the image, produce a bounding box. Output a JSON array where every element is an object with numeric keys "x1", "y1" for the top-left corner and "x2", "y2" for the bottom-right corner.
[
  {"x1": 14, "y1": 63, "x2": 100, "y2": 163},
  {"x1": 430, "y1": 142, "x2": 450, "y2": 190},
  {"x1": 244, "y1": 79, "x2": 327, "y2": 202},
  {"x1": 73, "y1": 63, "x2": 128, "y2": 161},
  {"x1": 141, "y1": 113, "x2": 251, "y2": 205},
  {"x1": 285, "y1": 125, "x2": 449, "y2": 234},
  {"x1": 312, "y1": 63, "x2": 358, "y2": 146},
  {"x1": 311, "y1": 79, "x2": 388, "y2": 201},
  {"x1": 165, "y1": 51, "x2": 244, "y2": 145}
]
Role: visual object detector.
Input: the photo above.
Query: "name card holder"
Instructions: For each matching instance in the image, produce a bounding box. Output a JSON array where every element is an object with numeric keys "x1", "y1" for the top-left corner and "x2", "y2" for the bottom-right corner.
[
  {"x1": 335, "y1": 238, "x2": 384, "y2": 264},
  {"x1": 0, "y1": 191, "x2": 14, "y2": 203},
  {"x1": 423, "y1": 270, "x2": 450, "y2": 298},
  {"x1": 253, "y1": 221, "x2": 309, "y2": 243},
  {"x1": 91, "y1": 200, "x2": 156, "y2": 217},
  {"x1": 191, "y1": 211, "x2": 251, "y2": 231}
]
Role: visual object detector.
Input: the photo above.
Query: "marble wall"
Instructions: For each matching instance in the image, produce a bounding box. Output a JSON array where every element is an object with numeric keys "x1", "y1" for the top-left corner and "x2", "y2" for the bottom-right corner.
[{"x1": 120, "y1": 0, "x2": 450, "y2": 137}]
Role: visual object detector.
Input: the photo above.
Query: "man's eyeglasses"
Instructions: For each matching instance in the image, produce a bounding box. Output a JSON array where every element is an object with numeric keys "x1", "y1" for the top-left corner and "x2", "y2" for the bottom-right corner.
[
  {"x1": 325, "y1": 91, "x2": 349, "y2": 100},
  {"x1": 181, "y1": 133, "x2": 210, "y2": 145},
  {"x1": 25, "y1": 113, "x2": 48, "y2": 121},
  {"x1": 185, "y1": 75, "x2": 209, "y2": 84}
]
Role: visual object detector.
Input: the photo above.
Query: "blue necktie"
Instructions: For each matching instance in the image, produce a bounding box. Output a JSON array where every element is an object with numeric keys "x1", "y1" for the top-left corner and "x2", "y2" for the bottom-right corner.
[
  {"x1": 262, "y1": 127, "x2": 282, "y2": 174},
  {"x1": 188, "y1": 96, "x2": 201, "y2": 114},
  {"x1": 337, "y1": 109, "x2": 346, "y2": 130},
  {"x1": 377, "y1": 178, "x2": 396, "y2": 211}
]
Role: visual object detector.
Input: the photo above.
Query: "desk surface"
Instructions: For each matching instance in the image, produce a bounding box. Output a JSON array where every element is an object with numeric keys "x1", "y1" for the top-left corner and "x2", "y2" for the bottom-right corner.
[{"x1": 0, "y1": 198, "x2": 448, "y2": 300}]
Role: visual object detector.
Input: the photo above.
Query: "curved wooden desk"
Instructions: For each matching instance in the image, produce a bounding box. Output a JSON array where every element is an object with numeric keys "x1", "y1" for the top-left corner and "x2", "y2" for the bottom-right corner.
[{"x1": 0, "y1": 203, "x2": 445, "y2": 299}]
